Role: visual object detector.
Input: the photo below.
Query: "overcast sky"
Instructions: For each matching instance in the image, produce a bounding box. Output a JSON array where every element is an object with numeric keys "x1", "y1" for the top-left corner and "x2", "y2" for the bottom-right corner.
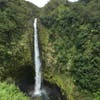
[{"x1": 25, "y1": 0, "x2": 78, "y2": 8}]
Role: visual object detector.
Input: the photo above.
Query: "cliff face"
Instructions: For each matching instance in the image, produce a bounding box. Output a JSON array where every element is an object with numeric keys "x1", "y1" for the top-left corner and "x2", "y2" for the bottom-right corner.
[
  {"x1": 0, "y1": 1, "x2": 39, "y2": 99},
  {"x1": 0, "y1": 0, "x2": 100, "y2": 100},
  {"x1": 39, "y1": 0, "x2": 100, "y2": 100},
  {"x1": 0, "y1": 0, "x2": 40, "y2": 81}
]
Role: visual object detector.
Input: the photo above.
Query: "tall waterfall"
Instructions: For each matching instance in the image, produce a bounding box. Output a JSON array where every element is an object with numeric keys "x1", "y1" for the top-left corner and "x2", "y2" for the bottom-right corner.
[{"x1": 34, "y1": 18, "x2": 42, "y2": 96}]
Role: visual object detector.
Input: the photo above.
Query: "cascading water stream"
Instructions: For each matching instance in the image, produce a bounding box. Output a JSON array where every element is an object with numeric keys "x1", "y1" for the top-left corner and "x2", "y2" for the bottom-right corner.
[
  {"x1": 33, "y1": 18, "x2": 50, "y2": 100},
  {"x1": 34, "y1": 18, "x2": 42, "y2": 96}
]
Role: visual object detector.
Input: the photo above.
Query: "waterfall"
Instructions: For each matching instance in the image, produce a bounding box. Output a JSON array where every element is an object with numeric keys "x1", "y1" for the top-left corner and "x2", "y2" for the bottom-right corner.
[{"x1": 34, "y1": 18, "x2": 42, "y2": 96}]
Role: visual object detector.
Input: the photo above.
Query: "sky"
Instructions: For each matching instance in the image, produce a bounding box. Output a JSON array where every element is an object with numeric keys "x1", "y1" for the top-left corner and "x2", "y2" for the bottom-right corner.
[
  {"x1": 25, "y1": 0, "x2": 50, "y2": 7},
  {"x1": 69, "y1": 0, "x2": 78, "y2": 2},
  {"x1": 25, "y1": 0, "x2": 78, "y2": 8}
]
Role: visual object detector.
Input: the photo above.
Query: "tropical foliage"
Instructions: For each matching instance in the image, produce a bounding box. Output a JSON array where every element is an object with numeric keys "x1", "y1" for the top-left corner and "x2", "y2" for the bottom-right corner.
[
  {"x1": 0, "y1": 82, "x2": 29, "y2": 100},
  {"x1": 0, "y1": 0, "x2": 100, "y2": 100},
  {"x1": 39, "y1": 0, "x2": 100, "y2": 99}
]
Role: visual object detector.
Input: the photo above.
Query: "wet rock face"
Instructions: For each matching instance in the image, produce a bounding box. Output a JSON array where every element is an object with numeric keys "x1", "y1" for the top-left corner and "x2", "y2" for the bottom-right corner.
[
  {"x1": 32, "y1": 96, "x2": 43, "y2": 100},
  {"x1": 24, "y1": 83, "x2": 65, "y2": 100},
  {"x1": 43, "y1": 81, "x2": 67, "y2": 100},
  {"x1": 46, "y1": 87, "x2": 63, "y2": 100},
  {"x1": 16, "y1": 66, "x2": 66, "y2": 100},
  {"x1": 17, "y1": 79, "x2": 66, "y2": 100},
  {"x1": 32, "y1": 92, "x2": 50, "y2": 100},
  {"x1": 32, "y1": 87, "x2": 66, "y2": 100}
]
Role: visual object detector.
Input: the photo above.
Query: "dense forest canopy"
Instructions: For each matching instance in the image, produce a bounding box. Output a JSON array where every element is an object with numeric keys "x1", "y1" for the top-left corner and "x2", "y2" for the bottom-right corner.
[
  {"x1": 0, "y1": 0, "x2": 100, "y2": 100},
  {"x1": 0, "y1": 0, "x2": 40, "y2": 99},
  {"x1": 39, "y1": 0, "x2": 100, "y2": 99},
  {"x1": 0, "y1": 0, "x2": 40, "y2": 80}
]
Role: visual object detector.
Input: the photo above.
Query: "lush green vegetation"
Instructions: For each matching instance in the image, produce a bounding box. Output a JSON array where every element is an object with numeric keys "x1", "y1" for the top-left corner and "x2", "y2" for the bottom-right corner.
[
  {"x1": 0, "y1": 0, "x2": 100, "y2": 100},
  {"x1": 39, "y1": 0, "x2": 100, "y2": 100},
  {"x1": 0, "y1": 0, "x2": 39, "y2": 99},
  {"x1": 0, "y1": 82, "x2": 29, "y2": 100},
  {"x1": 0, "y1": 0, "x2": 40, "y2": 80},
  {"x1": 93, "y1": 89, "x2": 100, "y2": 100}
]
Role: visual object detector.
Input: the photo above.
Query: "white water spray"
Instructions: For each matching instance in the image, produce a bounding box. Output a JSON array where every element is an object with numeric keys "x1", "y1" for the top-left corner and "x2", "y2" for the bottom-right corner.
[{"x1": 34, "y1": 18, "x2": 42, "y2": 96}]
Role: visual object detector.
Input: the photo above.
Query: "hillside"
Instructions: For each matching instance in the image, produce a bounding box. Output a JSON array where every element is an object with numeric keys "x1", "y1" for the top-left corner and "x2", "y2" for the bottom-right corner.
[
  {"x1": 0, "y1": 0, "x2": 39, "y2": 99},
  {"x1": 0, "y1": 0, "x2": 100, "y2": 100},
  {"x1": 39, "y1": 0, "x2": 100, "y2": 100}
]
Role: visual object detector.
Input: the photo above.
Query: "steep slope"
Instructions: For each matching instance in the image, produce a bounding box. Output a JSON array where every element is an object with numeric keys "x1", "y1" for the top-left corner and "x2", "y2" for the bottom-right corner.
[
  {"x1": 0, "y1": 0, "x2": 41, "y2": 99},
  {"x1": 39, "y1": 0, "x2": 100, "y2": 100},
  {"x1": 0, "y1": 0, "x2": 40, "y2": 80},
  {"x1": 0, "y1": 0, "x2": 100, "y2": 100}
]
